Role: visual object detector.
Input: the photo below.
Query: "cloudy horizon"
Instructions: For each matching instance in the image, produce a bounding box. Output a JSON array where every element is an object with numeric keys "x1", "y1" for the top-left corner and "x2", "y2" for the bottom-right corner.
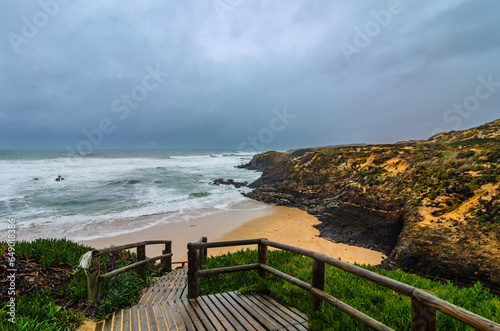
[{"x1": 1, "y1": 0, "x2": 499, "y2": 152}]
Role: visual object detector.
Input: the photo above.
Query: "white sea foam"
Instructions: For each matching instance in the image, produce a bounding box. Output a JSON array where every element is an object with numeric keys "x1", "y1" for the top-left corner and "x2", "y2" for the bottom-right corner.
[{"x1": 0, "y1": 150, "x2": 259, "y2": 241}]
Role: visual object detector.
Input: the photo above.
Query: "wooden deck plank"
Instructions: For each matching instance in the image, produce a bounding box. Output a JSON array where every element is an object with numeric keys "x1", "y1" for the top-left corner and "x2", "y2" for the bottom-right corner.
[
  {"x1": 147, "y1": 304, "x2": 159, "y2": 331},
  {"x1": 145, "y1": 284, "x2": 163, "y2": 305},
  {"x1": 187, "y1": 298, "x2": 217, "y2": 331},
  {"x1": 156, "y1": 270, "x2": 183, "y2": 303},
  {"x1": 143, "y1": 269, "x2": 180, "y2": 304},
  {"x1": 215, "y1": 293, "x2": 258, "y2": 331},
  {"x1": 214, "y1": 293, "x2": 265, "y2": 331},
  {"x1": 195, "y1": 296, "x2": 225, "y2": 330},
  {"x1": 140, "y1": 283, "x2": 160, "y2": 305},
  {"x1": 258, "y1": 294, "x2": 309, "y2": 329},
  {"x1": 206, "y1": 294, "x2": 247, "y2": 331},
  {"x1": 102, "y1": 312, "x2": 114, "y2": 331},
  {"x1": 95, "y1": 266, "x2": 310, "y2": 331},
  {"x1": 173, "y1": 271, "x2": 188, "y2": 301},
  {"x1": 161, "y1": 269, "x2": 184, "y2": 302},
  {"x1": 130, "y1": 305, "x2": 139, "y2": 331},
  {"x1": 179, "y1": 299, "x2": 206, "y2": 331},
  {"x1": 244, "y1": 294, "x2": 292, "y2": 329},
  {"x1": 220, "y1": 292, "x2": 265, "y2": 331},
  {"x1": 228, "y1": 292, "x2": 282, "y2": 330},
  {"x1": 122, "y1": 308, "x2": 131, "y2": 331},
  {"x1": 139, "y1": 304, "x2": 149, "y2": 330},
  {"x1": 178, "y1": 271, "x2": 188, "y2": 299},
  {"x1": 249, "y1": 294, "x2": 307, "y2": 331},
  {"x1": 156, "y1": 286, "x2": 174, "y2": 303},
  {"x1": 159, "y1": 301, "x2": 178, "y2": 331},
  {"x1": 112, "y1": 309, "x2": 122, "y2": 331},
  {"x1": 168, "y1": 299, "x2": 187, "y2": 330},
  {"x1": 153, "y1": 302, "x2": 168, "y2": 331},
  {"x1": 200, "y1": 294, "x2": 236, "y2": 330},
  {"x1": 175, "y1": 300, "x2": 197, "y2": 331}
]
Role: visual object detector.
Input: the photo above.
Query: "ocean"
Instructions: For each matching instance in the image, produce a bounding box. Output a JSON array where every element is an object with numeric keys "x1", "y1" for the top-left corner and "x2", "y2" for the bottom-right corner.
[{"x1": 0, "y1": 150, "x2": 262, "y2": 242}]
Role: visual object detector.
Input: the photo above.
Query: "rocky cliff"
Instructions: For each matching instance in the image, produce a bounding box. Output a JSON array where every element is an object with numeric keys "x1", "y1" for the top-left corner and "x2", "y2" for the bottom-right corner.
[{"x1": 245, "y1": 119, "x2": 500, "y2": 291}]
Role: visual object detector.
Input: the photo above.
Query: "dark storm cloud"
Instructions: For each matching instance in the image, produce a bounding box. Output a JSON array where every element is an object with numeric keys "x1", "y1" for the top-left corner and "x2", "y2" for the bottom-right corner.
[{"x1": 0, "y1": 0, "x2": 499, "y2": 150}]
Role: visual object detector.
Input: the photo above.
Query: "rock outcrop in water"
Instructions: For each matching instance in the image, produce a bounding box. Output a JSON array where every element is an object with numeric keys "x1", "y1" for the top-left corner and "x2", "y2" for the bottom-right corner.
[
  {"x1": 244, "y1": 118, "x2": 500, "y2": 291},
  {"x1": 210, "y1": 178, "x2": 248, "y2": 188},
  {"x1": 238, "y1": 151, "x2": 290, "y2": 171}
]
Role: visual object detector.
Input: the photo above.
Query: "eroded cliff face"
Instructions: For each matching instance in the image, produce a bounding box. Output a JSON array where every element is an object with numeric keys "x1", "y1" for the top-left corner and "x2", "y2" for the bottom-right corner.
[{"x1": 244, "y1": 120, "x2": 500, "y2": 290}]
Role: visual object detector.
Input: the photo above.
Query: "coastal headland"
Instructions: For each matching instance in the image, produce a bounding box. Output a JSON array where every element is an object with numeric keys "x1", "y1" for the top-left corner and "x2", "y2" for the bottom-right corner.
[{"x1": 243, "y1": 118, "x2": 500, "y2": 291}]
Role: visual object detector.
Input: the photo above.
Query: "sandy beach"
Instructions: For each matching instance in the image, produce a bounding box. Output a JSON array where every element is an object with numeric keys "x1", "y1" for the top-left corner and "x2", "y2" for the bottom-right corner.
[{"x1": 79, "y1": 201, "x2": 385, "y2": 265}]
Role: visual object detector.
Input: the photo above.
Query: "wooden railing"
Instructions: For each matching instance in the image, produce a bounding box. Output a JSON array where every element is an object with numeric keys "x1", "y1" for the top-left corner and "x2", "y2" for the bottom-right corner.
[
  {"x1": 86, "y1": 240, "x2": 173, "y2": 301},
  {"x1": 187, "y1": 238, "x2": 500, "y2": 331}
]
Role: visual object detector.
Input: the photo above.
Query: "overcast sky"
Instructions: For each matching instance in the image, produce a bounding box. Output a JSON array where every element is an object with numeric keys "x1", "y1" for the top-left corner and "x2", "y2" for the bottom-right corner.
[{"x1": 1, "y1": 0, "x2": 499, "y2": 151}]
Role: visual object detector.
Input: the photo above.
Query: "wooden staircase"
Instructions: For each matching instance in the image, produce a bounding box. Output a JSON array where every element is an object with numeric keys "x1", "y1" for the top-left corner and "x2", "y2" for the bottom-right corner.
[{"x1": 94, "y1": 268, "x2": 309, "y2": 330}]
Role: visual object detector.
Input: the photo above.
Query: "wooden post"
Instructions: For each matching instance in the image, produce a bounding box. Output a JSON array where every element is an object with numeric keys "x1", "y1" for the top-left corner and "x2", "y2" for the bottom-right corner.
[
  {"x1": 86, "y1": 254, "x2": 101, "y2": 302},
  {"x1": 199, "y1": 237, "x2": 207, "y2": 266},
  {"x1": 162, "y1": 242, "x2": 172, "y2": 272},
  {"x1": 411, "y1": 298, "x2": 437, "y2": 331},
  {"x1": 258, "y1": 241, "x2": 268, "y2": 278},
  {"x1": 137, "y1": 245, "x2": 146, "y2": 281},
  {"x1": 187, "y1": 246, "x2": 199, "y2": 299},
  {"x1": 310, "y1": 259, "x2": 326, "y2": 311}
]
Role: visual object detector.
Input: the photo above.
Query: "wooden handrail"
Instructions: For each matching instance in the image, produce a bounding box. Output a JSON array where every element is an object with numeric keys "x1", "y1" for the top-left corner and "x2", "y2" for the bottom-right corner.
[
  {"x1": 100, "y1": 253, "x2": 172, "y2": 281},
  {"x1": 86, "y1": 240, "x2": 173, "y2": 302},
  {"x1": 187, "y1": 238, "x2": 500, "y2": 331},
  {"x1": 188, "y1": 238, "x2": 261, "y2": 250},
  {"x1": 92, "y1": 240, "x2": 172, "y2": 256},
  {"x1": 261, "y1": 239, "x2": 416, "y2": 297}
]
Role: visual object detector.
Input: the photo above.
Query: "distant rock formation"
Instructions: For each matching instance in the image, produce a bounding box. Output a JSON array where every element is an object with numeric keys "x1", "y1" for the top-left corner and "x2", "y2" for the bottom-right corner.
[
  {"x1": 238, "y1": 151, "x2": 290, "y2": 171},
  {"x1": 55, "y1": 175, "x2": 65, "y2": 182}
]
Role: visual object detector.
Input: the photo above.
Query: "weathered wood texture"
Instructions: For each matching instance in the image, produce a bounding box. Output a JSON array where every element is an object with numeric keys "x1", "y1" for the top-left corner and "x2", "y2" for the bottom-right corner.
[
  {"x1": 86, "y1": 255, "x2": 101, "y2": 302},
  {"x1": 163, "y1": 242, "x2": 172, "y2": 271},
  {"x1": 411, "y1": 297, "x2": 436, "y2": 331},
  {"x1": 137, "y1": 245, "x2": 146, "y2": 281},
  {"x1": 258, "y1": 242, "x2": 268, "y2": 278},
  {"x1": 187, "y1": 248, "x2": 199, "y2": 299},
  {"x1": 95, "y1": 268, "x2": 309, "y2": 330},
  {"x1": 310, "y1": 259, "x2": 325, "y2": 311}
]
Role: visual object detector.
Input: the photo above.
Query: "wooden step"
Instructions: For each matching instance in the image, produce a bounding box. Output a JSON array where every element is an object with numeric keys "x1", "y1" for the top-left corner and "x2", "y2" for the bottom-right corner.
[{"x1": 95, "y1": 267, "x2": 309, "y2": 330}]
